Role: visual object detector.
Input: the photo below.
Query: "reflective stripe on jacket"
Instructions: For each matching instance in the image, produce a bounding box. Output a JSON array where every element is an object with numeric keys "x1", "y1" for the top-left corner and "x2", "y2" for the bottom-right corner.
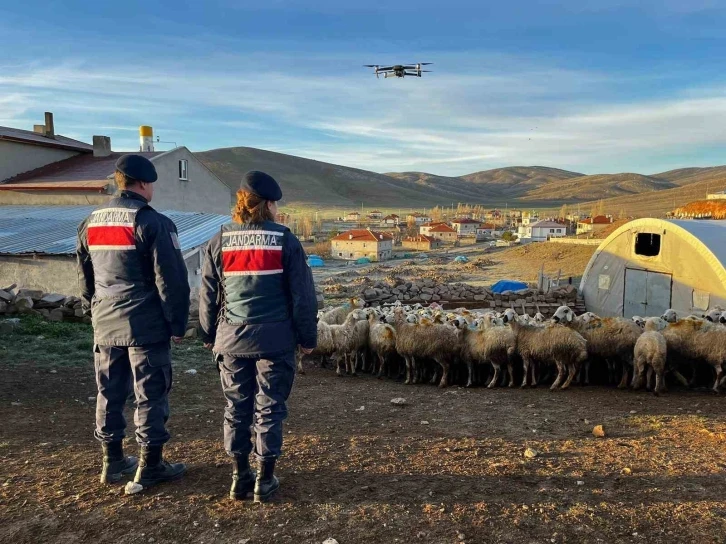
[
  {"x1": 221, "y1": 221, "x2": 290, "y2": 324},
  {"x1": 77, "y1": 191, "x2": 191, "y2": 346},
  {"x1": 199, "y1": 220, "x2": 318, "y2": 357}
]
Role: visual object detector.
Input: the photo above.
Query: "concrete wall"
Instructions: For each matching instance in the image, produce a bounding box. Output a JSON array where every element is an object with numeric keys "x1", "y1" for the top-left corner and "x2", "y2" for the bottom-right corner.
[
  {"x1": 151, "y1": 148, "x2": 233, "y2": 215},
  {"x1": 0, "y1": 251, "x2": 205, "y2": 296},
  {"x1": 0, "y1": 255, "x2": 80, "y2": 295},
  {"x1": 0, "y1": 141, "x2": 79, "y2": 182}
]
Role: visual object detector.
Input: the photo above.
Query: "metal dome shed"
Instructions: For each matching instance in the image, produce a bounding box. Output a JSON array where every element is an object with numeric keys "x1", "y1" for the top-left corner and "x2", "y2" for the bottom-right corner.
[{"x1": 579, "y1": 218, "x2": 726, "y2": 318}]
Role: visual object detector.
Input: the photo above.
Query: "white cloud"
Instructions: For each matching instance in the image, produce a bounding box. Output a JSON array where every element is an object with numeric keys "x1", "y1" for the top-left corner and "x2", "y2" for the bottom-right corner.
[{"x1": 1, "y1": 55, "x2": 725, "y2": 175}]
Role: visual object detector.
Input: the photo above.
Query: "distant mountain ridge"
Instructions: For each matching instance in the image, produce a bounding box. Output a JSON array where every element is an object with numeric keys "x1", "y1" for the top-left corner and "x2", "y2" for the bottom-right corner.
[{"x1": 197, "y1": 146, "x2": 726, "y2": 210}]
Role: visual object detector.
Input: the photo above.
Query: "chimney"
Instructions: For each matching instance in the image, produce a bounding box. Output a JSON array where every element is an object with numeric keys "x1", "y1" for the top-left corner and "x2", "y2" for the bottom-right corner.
[
  {"x1": 93, "y1": 136, "x2": 112, "y2": 157},
  {"x1": 44, "y1": 112, "x2": 55, "y2": 139},
  {"x1": 33, "y1": 125, "x2": 46, "y2": 135}
]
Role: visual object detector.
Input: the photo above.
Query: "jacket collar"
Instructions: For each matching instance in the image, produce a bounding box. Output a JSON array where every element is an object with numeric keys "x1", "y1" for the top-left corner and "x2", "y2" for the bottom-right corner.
[{"x1": 119, "y1": 190, "x2": 149, "y2": 204}]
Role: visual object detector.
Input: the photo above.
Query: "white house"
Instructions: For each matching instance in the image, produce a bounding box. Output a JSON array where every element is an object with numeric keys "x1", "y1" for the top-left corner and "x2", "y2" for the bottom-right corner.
[
  {"x1": 0, "y1": 115, "x2": 233, "y2": 215},
  {"x1": 451, "y1": 218, "x2": 482, "y2": 237},
  {"x1": 519, "y1": 220, "x2": 567, "y2": 243},
  {"x1": 407, "y1": 212, "x2": 432, "y2": 225}
]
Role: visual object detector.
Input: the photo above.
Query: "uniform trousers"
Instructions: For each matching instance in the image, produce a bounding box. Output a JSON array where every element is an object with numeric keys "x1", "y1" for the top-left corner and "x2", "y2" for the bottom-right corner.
[
  {"x1": 218, "y1": 351, "x2": 296, "y2": 461},
  {"x1": 94, "y1": 342, "x2": 172, "y2": 446}
]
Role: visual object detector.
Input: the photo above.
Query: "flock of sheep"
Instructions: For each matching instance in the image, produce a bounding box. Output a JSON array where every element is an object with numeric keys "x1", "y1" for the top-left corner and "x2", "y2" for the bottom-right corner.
[{"x1": 298, "y1": 298, "x2": 726, "y2": 395}]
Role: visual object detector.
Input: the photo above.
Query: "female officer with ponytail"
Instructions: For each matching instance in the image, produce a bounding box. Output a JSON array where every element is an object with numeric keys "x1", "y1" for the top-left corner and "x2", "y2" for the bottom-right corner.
[{"x1": 199, "y1": 171, "x2": 317, "y2": 502}]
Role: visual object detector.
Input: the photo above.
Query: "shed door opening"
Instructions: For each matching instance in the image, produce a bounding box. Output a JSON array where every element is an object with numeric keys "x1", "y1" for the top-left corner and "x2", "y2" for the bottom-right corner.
[
  {"x1": 635, "y1": 233, "x2": 661, "y2": 256},
  {"x1": 623, "y1": 268, "x2": 672, "y2": 318}
]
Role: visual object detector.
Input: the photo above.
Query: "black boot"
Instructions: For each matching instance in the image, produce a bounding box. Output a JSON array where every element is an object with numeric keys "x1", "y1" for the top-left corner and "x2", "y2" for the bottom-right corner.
[
  {"x1": 229, "y1": 455, "x2": 256, "y2": 500},
  {"x1": 100, "y1": 441, "x2": 138, "y2": 484},
  {"x1": 133, "y1": 445, "x2": 186, "y2": 488},
  {"x1": 254, "y1": 459, "x2": 280, "y2": 503}
]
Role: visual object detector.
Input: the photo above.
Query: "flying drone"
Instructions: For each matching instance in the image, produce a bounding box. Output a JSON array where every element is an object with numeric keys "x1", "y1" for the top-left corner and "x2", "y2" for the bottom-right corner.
[{"x1": 364, "y1": 63, "x2": 433, "y2": 78}]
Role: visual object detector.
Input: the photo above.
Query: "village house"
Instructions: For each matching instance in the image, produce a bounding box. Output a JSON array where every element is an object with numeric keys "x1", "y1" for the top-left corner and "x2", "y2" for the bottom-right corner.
[
  {"x1": 475, "y1": 223, "x2": 498, "y2": 240},
  {"x1": 451, "y1": 218, "x2": 482, "y2": 237},
  {"x1": 407, "y1": 212, "x2": 432, "y2": 225},
  {"x1": 276, "y1": 212, "x2": 291, "y2": 225},
  {"x1": 427, "y1": 223, "x2": 458, "y2": 244},
  {"x1": 402, "y1": 234, "x2": 442, "y2": 251},
  {"x1": 419, "y1": 221, "x2": 448, "y2": 235},
  {"x1": 344, "y1": 211, "x2": 361, "y2": 222},
  {"x1": 368, "y1": 210, "x2": 383, "y2": 220},
  {"x1": 577, "y1": 215, "x2": 613, "y2": 235},
  {"x1": 518, "y1": 220, "x2": 567, "y2": 243},
  {"x1": 331, "y1": 229, "x2": 394, "y2": 261},
  {"x1": 381, "y1": 214, "x2": 400, "y2": 226},
  {"x1": 0, "y1": 114, "x2": 232, "y2": 215}
]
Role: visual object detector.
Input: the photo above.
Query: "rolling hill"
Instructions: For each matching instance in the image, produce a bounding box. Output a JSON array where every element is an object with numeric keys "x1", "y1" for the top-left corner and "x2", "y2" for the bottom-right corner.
[{"x1": 197, "y1": 146, "x2": 726, "y2": 213}]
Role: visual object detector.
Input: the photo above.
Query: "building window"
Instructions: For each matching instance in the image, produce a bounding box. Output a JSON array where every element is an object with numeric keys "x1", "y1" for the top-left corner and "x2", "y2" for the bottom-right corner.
[
  {"x1": 635, "y1": 233, "x2": 661, "y2": 257},
  {"x1": 550, "y1": 229, "x2": 555, "y2": 233},
  {"x1": 179, "y1": 159, "x2": 188, "y2": 181}
]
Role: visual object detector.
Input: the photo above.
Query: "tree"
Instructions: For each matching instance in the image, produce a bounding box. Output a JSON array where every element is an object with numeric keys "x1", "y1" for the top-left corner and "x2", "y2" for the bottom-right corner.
[
  {"x1": 559, "y1": 204, "x2": 569, "y2": 219},
  {"x1": 501, "y1": 231, "x2": 518, "y2": 242},
  {"x1": 300, "y1": 215, "x2": 314, "y2": 239},
  {"x1": 430, "y1": 206, "x2": 443, "y2": 222}
]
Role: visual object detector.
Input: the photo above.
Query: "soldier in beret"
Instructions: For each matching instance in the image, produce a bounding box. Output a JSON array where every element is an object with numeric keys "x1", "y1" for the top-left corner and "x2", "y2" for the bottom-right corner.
[
  {"x1": 76, "y1": 154, "x2": 190, "y2": 489},
  {"x1": 199, "y1": 170, "x2": 317, "y2": 502}
]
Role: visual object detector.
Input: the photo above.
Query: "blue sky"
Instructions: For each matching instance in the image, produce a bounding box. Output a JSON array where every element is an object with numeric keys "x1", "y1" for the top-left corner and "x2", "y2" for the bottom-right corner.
[{"x1": 2, "y1": 0, "x2": 726, "y2": 176}]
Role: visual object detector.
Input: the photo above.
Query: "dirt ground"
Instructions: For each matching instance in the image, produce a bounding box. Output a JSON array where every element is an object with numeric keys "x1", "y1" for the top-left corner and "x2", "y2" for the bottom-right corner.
[
  {"x1": 2, "y1": 317, "x2": 726, "y2": 544},
  {"x1": 314, "y1": 242, "x2": 597, "y2": 302}
]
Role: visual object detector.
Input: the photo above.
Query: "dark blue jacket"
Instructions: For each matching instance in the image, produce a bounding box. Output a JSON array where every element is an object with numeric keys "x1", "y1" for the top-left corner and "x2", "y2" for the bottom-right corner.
[
  {"x1": 76, "y1": 191, "x2": 191, "y2": 346},
  {"x1": 199, "y1": 220, "x2": 317, "y2": 357}
]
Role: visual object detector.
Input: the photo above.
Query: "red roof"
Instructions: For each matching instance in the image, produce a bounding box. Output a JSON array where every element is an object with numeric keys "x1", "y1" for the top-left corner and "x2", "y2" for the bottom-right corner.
[
  {"x1": 332, "y1": 229, "x2": 394, "y2": 242},
  {"x1": 478, "y1": 223, "x2": 496, "y2": 229},
  {"x1": 579, "y1": 215, "x2": 612, "y2": 225},
  {"x1": 0, "y1": 152, "x2": 160, "y2": 191},
  {"x1": 382, "y1": 214, "x2": 399, "y2": 220},
  {"x1": 429, "y1": 224, "x2": 457, "y2": 233},
  {"x1": 421, "y1": 221, "x2": 448, "y2": 227}
]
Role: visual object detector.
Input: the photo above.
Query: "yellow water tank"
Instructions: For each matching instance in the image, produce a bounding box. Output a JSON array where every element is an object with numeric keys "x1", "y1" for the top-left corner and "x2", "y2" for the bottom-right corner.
[{"x1": 139, "y1": 126, "x2": 154, "y2": 152}]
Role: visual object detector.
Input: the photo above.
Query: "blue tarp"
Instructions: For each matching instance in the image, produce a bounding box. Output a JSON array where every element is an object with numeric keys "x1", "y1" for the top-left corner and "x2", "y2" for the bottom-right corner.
[
  {"x1": 307, "y1": 255, "x2": 325, "y2": 267},
  {"x1": 454, "y1": 255, "x2": 469, "y2": 263},
  {"x1": 491, "y1": 279, "x2": 528, "y2": 293},
  {"x1": 356, "y1": 257, "x2": 372, "y2": 264}
]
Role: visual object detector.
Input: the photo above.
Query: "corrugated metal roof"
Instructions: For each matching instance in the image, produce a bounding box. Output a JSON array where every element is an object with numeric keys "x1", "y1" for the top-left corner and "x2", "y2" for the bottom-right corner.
[{"x1": 0, "y1": 205, "x2": 229, "y2": 255}]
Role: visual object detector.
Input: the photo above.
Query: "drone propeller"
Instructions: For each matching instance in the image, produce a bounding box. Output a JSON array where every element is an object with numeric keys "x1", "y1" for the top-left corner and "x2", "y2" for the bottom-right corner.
[{"x1": 363, "y1": 65, "x2": 379, "y2": 68}]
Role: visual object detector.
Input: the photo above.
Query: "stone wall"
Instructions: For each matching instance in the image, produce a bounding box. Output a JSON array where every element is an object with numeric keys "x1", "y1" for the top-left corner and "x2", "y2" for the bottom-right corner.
[{"x1": 360, "y1": 277, "x2": 585, "y2": 316}]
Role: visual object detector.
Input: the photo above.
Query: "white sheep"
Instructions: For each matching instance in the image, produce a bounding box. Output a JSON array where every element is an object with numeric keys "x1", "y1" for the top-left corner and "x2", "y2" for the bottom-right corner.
[
  {"x1": 552, "y1": 306, "x2": 641, "y2": 388},
  {"x1": 296, "y1": 320, "x2": 335, "y2": 374},
  {"x1": 510, "y1": 319, "x2": 588, "y2": 390},
  {"x1": 319, "y1": 297, "x2": 365, "y2": 325},
  {"x1": 632, "y1": 317, "x2": 668, "y2": 394}
]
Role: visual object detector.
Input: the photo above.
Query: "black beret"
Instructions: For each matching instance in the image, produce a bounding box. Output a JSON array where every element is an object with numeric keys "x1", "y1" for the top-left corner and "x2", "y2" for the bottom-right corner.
[
  {"x1": 240, "y1": 171, "x2": 282, "y2": 201},
  {"x1": 115, "y1": 154, "x2": 158, "y2": 183}
]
